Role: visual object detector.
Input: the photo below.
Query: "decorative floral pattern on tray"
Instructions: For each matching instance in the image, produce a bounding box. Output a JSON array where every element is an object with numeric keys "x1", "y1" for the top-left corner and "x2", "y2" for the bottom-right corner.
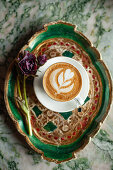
[
  {"x1": 28, "y1": 38, "x2": 102, "y2": 145},
  {"x1": 4, "y1": 21, "x2": 112, "y2": 163}
]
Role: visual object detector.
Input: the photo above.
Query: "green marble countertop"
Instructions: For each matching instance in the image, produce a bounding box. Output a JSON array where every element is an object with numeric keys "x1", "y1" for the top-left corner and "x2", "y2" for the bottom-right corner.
[{"x1": 0, "y1": 0, "x2": 113, "y2": 169}]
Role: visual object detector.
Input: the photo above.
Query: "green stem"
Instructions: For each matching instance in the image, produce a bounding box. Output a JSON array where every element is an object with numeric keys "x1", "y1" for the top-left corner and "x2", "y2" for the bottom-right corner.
[
  {"x1": 23, "y1": 75, "x2": 32, "y2": 136},
  {"x1": 23, "y1": 75, "x2": 28, "y2": 108},
  {"x1": 17, "y1": 76, "x2": 22, "y2": 100},
  {"x1": 27, "y1": 110, "x2": 32, "y2": 135}
]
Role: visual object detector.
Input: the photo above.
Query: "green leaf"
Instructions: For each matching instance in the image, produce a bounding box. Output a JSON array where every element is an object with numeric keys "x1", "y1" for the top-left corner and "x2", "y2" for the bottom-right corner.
[{"x1": 17, "y1": 75, "x2": 32, "y2": 136}]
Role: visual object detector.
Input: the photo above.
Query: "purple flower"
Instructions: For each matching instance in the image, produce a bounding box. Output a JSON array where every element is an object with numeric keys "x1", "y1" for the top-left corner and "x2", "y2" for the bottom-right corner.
[
  {"x1": 38, "y1": 54, "x2": 47, "y2": 65},
  {"x1": 17, "y1": 51, "x2": 37, "y2": 75}
]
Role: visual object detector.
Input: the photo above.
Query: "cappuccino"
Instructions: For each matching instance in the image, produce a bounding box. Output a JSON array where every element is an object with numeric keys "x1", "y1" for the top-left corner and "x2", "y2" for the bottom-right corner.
[{"x1": 43, "y1": 62, "x2": 82, "y2": 102}]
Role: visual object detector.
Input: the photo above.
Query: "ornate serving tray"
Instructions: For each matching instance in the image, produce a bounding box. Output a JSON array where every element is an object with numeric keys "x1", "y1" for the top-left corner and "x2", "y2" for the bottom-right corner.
[{"x1": 4, "y1": 21, "x2": 112, "y2": 163}]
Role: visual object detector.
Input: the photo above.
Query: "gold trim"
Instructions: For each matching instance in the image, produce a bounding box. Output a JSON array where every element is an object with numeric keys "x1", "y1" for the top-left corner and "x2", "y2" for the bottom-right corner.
[
  {"x1": 44, "y1": 20, "x2": 77, "y2": 29},
  {"x1": 4, "y1": 21, "x2": 112, "y2": 163},
  {"x1": 28, "y1": 20, "x2": 77, "y2": 50}
]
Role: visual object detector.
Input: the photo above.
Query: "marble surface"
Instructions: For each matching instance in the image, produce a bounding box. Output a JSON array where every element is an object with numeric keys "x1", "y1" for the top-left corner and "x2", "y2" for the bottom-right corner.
[{"x1": 0, "y1": 0, "x2": 113, "y2": 169}]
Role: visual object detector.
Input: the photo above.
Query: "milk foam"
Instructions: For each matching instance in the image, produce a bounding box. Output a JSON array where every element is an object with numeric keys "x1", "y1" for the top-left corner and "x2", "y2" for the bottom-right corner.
[
  {"x1": 64, "y1": 69, "x2": 74, "y2": 81},
  {"x1": 49, "y1": 68, "x2": 74, "y2": 94}
]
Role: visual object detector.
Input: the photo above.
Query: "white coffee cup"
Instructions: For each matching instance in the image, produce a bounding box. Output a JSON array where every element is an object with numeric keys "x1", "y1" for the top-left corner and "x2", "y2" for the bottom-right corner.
[
  {"x1": 43, "y1": 61, "x2": 84, "y2": 105},
  {"x1": 34, "y1": 57, "x2": 89, "y2": 112}
]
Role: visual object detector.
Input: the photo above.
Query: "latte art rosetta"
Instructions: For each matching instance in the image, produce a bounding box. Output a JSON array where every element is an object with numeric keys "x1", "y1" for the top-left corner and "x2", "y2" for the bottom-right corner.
[
  {"x1": 43, "y1": 62, "x2": 82, "y2": 102},
  {"x1": 50, "y1": 68, "x2": 75, "y2": 94}
]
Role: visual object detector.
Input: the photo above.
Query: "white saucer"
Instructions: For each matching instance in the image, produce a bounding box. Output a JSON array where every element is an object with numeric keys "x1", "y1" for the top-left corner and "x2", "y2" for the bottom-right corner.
[{"x1": 34, "y1": 57, "x2": 89, "y2": 112}]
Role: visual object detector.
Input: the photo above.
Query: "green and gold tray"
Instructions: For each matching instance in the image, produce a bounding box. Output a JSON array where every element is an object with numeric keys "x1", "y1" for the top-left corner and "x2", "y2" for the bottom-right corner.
[{"x1": 4, "y1": 21, "x2": 112, "y2": 163}]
